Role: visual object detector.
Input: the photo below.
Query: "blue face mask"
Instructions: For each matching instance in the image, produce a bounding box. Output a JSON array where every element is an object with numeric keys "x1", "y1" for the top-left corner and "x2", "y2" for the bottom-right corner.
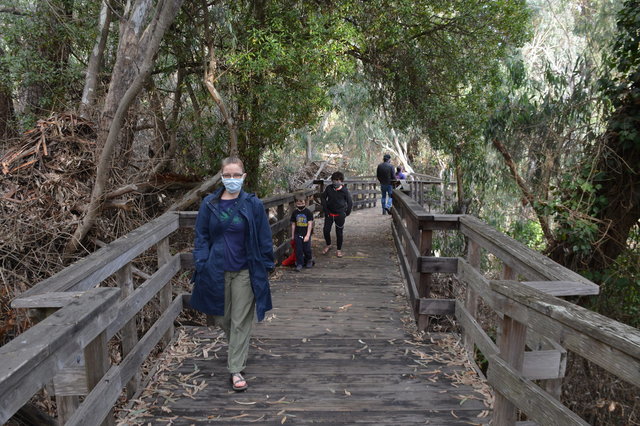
[{"x1": 222, "y1": 177, "x2": 244, "y2": 193}]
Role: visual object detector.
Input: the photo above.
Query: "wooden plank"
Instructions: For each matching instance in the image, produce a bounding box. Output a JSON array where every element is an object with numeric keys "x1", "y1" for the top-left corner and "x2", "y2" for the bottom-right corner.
[
  {"x1": 11, "y1": 291, "x2": 85, "y2": 309},
  {"x1": 523, "y1": 350, "x2": 562, "y2": 380},
  {"x1": 66, "y1": 295, "x2": 184, "y2": 426},
  {"x1": 12, "y1": 212, "x2": 180, "y2": 300},
  {"x1": 84, "y1": 330, "x2": 114, "y2": 426},
  {"x1": 116, "y1": 263, "x2": 139, "y2": 398},
  {"x1": 487, "y1": 355, "x2": 589, "y2": 426},
  {"x1": 0, "y1": 288, "x2": 120, "y2": 424},
  {"x1": 419, "y1": 298, "x2": 455, "y2": 315},
  {"x1": 457, "y1": 258, "x2": 491, "y2": 298},
  {"x1": 419, "y1": 257, "x2": 457, "y2": 273},
  {"x1": 493, "y1": 313, "x2": 527, "y2": 425},
  {"x1": 521, "y1": 281, "x2": 599, "y2": 296},
  {"x1": 491, "y1": 280, "x2": 640, "y2": 387},
  {"x1": 455, "y1": 301, "x2": 499, "y2": 358},
  {"x1": 105, "y1": 254, "x2": 180, "y2": 340},
  {"x1": 53, "y1": 366, "x2": 88, "y2": 396},
  {"x1": 391, "y1": 224, "x2": 419, "y2": 308},
  {"x1": 459, "y1": 215, "x2": 594, "y2": 286}
]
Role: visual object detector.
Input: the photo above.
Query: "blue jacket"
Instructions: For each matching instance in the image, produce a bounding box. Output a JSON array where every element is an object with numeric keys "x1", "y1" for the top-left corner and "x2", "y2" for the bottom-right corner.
[{"x1": 191, "y1": 188, "x2": 274, "y2": 321}]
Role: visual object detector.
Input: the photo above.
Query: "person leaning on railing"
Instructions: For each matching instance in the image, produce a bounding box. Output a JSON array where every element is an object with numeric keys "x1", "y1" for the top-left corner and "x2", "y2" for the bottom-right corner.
[{"x1": 191, "y1": 156, "x2": 275, "y2": 392}]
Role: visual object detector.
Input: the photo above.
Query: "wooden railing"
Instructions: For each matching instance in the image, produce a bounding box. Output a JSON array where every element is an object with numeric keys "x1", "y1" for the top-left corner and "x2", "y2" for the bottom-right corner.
[
  {"x1": 391, "y1": 188, "x2": 640, "y2": 426},
  {"x1": 0, "y1": 186, "x2": 319, "y2": 425}
]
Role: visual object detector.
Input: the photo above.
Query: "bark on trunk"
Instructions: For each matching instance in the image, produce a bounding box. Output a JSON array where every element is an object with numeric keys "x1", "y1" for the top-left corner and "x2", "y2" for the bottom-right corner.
[
  {"x1": 80, "y1": 0, "x2": 113, "y2": 118},
  {"x1": 65, "y1": 0, "x2": 185, "y2": 255},
  {"x1": 205, "y1": 47, "x2": 237, "y2": 155},
  {"x1": 492, "y1": 138, "x2": 554, "y2": 244}
]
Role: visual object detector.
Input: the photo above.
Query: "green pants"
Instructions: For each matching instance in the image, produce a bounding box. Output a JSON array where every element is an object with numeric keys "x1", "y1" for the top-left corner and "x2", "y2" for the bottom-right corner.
[{"x1": 212, "y1": 269, "x2": 255, "y2": 373}]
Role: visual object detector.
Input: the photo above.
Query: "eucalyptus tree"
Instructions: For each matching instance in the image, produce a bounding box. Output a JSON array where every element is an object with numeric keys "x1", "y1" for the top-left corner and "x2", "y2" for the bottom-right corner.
[
  {"x1": 191, "y1": 1, "x2": 355, "y2": 191},
  {"x1": 342, "y1": 0, "x2": 531, "y2": 209}
]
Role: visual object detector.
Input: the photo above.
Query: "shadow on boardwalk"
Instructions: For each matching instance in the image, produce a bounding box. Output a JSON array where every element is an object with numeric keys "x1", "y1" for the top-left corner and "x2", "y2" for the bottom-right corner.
[{"x1": 121, "y1": 208, "x2": 491, "y2": 425}]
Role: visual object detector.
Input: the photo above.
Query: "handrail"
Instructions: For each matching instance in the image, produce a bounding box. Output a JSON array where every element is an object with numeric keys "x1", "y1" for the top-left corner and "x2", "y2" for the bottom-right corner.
[
  {"x1": 3, "y1": 183, "x2": 361, "y2": 424},
  {"x1": 4, "y1": 175, "x2": 637, "y2": 426},
  {"x1": 390, "y1": 182, "x2": 640, "y2": 425},
  {"x1": 0, "y1": 288, "x2": 120, "y2": 423}
]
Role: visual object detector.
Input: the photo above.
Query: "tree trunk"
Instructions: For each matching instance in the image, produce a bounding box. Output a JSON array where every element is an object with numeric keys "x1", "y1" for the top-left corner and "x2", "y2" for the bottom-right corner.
[
  {"x1": 0, "y1": 47, "x2": 16, "y2": 141},
  {"x1": 80, "y1": 0, "x2": 113, "y2": 118},
  {"x1": 492, "y1": 138, "x2": 554, "y2": 244},
  {"x1": 205, "y1": 47, "x2": 238, "y2": 155},
  {"x1": 305, "y1": 131, "x2": 313, "y2": 163},
  {"x1": 65, "y1": 0, "x2": 185, "y2": 255},
  {"x1": 453, "y1": 147, "x2": 465, "y2": 211}
]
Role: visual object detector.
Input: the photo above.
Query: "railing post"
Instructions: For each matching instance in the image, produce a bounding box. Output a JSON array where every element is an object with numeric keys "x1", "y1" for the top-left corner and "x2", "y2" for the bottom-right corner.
[
  {"x1": 463, "y1": 240, "x2": 481, "y2": 354},
  {"x1": 493, "y1": 313, "x2": 527, "y2": 426},
  {"x1": 116, "y1": 263, "x2": 139, "y2": 398},
  {"x1": 84, "y1": 330, "x2": 115, "y2": 426},
  {"x1": 492, "y1": 263, "x2": 523, "y2": 426},
  {"x1": 417, "y1": 223, "x2": 433, "y2": 331},
  {"x1": 157, "y1": 237, "x2": 173, "y2": 347}
]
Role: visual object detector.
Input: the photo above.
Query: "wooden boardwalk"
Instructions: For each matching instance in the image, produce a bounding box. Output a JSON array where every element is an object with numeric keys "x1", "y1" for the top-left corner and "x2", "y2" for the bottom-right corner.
[{"x1": 122, "y1": 208, "x2": 491, "y2": 425}]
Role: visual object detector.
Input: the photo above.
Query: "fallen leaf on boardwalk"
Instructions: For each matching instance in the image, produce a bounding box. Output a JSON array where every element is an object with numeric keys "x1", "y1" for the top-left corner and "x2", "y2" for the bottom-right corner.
[
  {"x1": 281, "y1": 416, "x2": 287, "y2": 423},
  {"x1": 160, "y1": 406, "x2": 172, "y2": 413},
  {"x1": 234, "y1": 400, "x2": 257, "y2": 405},
  {"x1": 451, "y1": 410, "x2": 459, "y2": 418},
  {"x1": 302, "y1": 338, "x2": 308, "y2": 343},
  {"x1": 277, "y1": 410, "x2": 286, "y2": 416},
  {"x1": 328, "y1": 388, "x2": 336, "y2": 394},
  {"x1": 267, "y1": 397, "x2": 291, "y2": 405},
  {"x1": 477, "y1": 410, "x2": 490, "y2": 418},
  {"x1": 338, "y1": 304, "x2": 353, "y2": 310},
  {"x1": 344, "y1": 389, "x2": 351, "y2": 396},
  {"x1": 202, "y1": 348, "x2": 208, "y2": 358},
  {"x1": 247, "y1": 415, "x2": 266, "y2": 422}
]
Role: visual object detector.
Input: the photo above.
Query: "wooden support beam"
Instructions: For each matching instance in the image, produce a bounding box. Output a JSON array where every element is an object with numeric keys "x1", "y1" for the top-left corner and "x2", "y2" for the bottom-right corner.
[
  {"x1": 116, "y1": 263, "x2": 140, "y2": 398},
  {"x1": 13, "y1": 213, "x2": 180, "y2": 300},
  {"x1": 488, "y1": 356, "x2": 589, "y2": 426},
  {"x1": 65, "y1": 296, "x2": 183, "y2": 426},
  {"x1": 419, "y1": 298, "x2": 455, "y2": 315},
  {"x1": 492, "y1": 280, "x2": 640, "y2": 387},
  {"x1": 521, "y1": 281, "x2": 599, "y2": 296},
  {"x1": 419, "y1": 257, "x2": 457, "y2": 273},
  {"x1": 11, "y1": 292, "x2": 85, "y2": 309}
]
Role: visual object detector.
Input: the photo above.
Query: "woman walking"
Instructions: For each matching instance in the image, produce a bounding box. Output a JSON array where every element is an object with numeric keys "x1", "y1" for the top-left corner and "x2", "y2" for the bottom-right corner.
[
  {"x1": 321, "y1": 171, "x2": 353, "y2": 258},
  {"x1": 191, "y1": 156, "x2": 274, "y2": 392}
]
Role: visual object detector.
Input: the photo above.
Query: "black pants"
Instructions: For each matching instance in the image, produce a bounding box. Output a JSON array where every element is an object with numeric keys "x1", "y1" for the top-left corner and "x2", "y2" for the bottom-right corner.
[
  {"x1": 294, "y1": 235, "x2": 313, "y2": 266},
  {"x1": 323, "y1": 213, "x2": 346, "y2": 250}
]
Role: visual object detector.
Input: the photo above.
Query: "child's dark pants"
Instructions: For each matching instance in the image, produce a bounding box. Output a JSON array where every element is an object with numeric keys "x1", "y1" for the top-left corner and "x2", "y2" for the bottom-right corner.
[
  {"x1": 294, "y1": 235, "x2": 313, "y2": 266},
  {"x1": 323, "y1": 213, "x2": 345, "y2": 250}
]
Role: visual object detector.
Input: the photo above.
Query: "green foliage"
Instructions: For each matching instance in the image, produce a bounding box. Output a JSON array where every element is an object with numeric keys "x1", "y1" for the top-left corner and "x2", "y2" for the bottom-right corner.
[
  {"x1": 0, "y1": 1, "x2": 102, "y2": 126},
  {"x1": 585, "y1": 245, "x2": 640, "y2": 328}
]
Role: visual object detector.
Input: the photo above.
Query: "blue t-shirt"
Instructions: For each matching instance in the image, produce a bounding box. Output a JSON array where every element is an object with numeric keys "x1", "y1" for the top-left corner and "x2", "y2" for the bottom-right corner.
[{"x1": 218, "y1": 198, "x2": 248, "y2": 271}]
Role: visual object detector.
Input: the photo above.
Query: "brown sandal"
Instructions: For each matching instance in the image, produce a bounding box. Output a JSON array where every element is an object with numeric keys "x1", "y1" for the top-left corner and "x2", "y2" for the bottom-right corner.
[
  {"x1": 336, "y1": 250, "x2": 343, "y2": 258},
  {"x1": 322, "y1": 246, "x2": 331, "y2": 255}
]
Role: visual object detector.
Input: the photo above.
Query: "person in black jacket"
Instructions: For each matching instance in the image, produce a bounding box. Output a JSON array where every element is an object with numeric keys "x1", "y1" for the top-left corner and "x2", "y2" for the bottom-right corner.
[
  {"x1": 376, "y1": 154, "x2": 395, "y2": 214},
  {"x1": 321, "y1": 171, "x2": 353, "y2": 258}
]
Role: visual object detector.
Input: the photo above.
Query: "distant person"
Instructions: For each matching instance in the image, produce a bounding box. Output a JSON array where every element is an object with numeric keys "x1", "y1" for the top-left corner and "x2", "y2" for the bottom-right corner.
[
  {"x1": 191, "y1": 156, "x2": 274, "y2": 392},
  {"x1": 321, "y1": 171, "x2": 353, "y2": 258},
  {"x1": 396, "y1": 166, "x2": 411, "y2": 195},
  {"x1": 376, "y1": 154, "x2": 395, "y2": 214},
  {"x1": 290, "y1": 194, "x2": 314, "y2": 272}
]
